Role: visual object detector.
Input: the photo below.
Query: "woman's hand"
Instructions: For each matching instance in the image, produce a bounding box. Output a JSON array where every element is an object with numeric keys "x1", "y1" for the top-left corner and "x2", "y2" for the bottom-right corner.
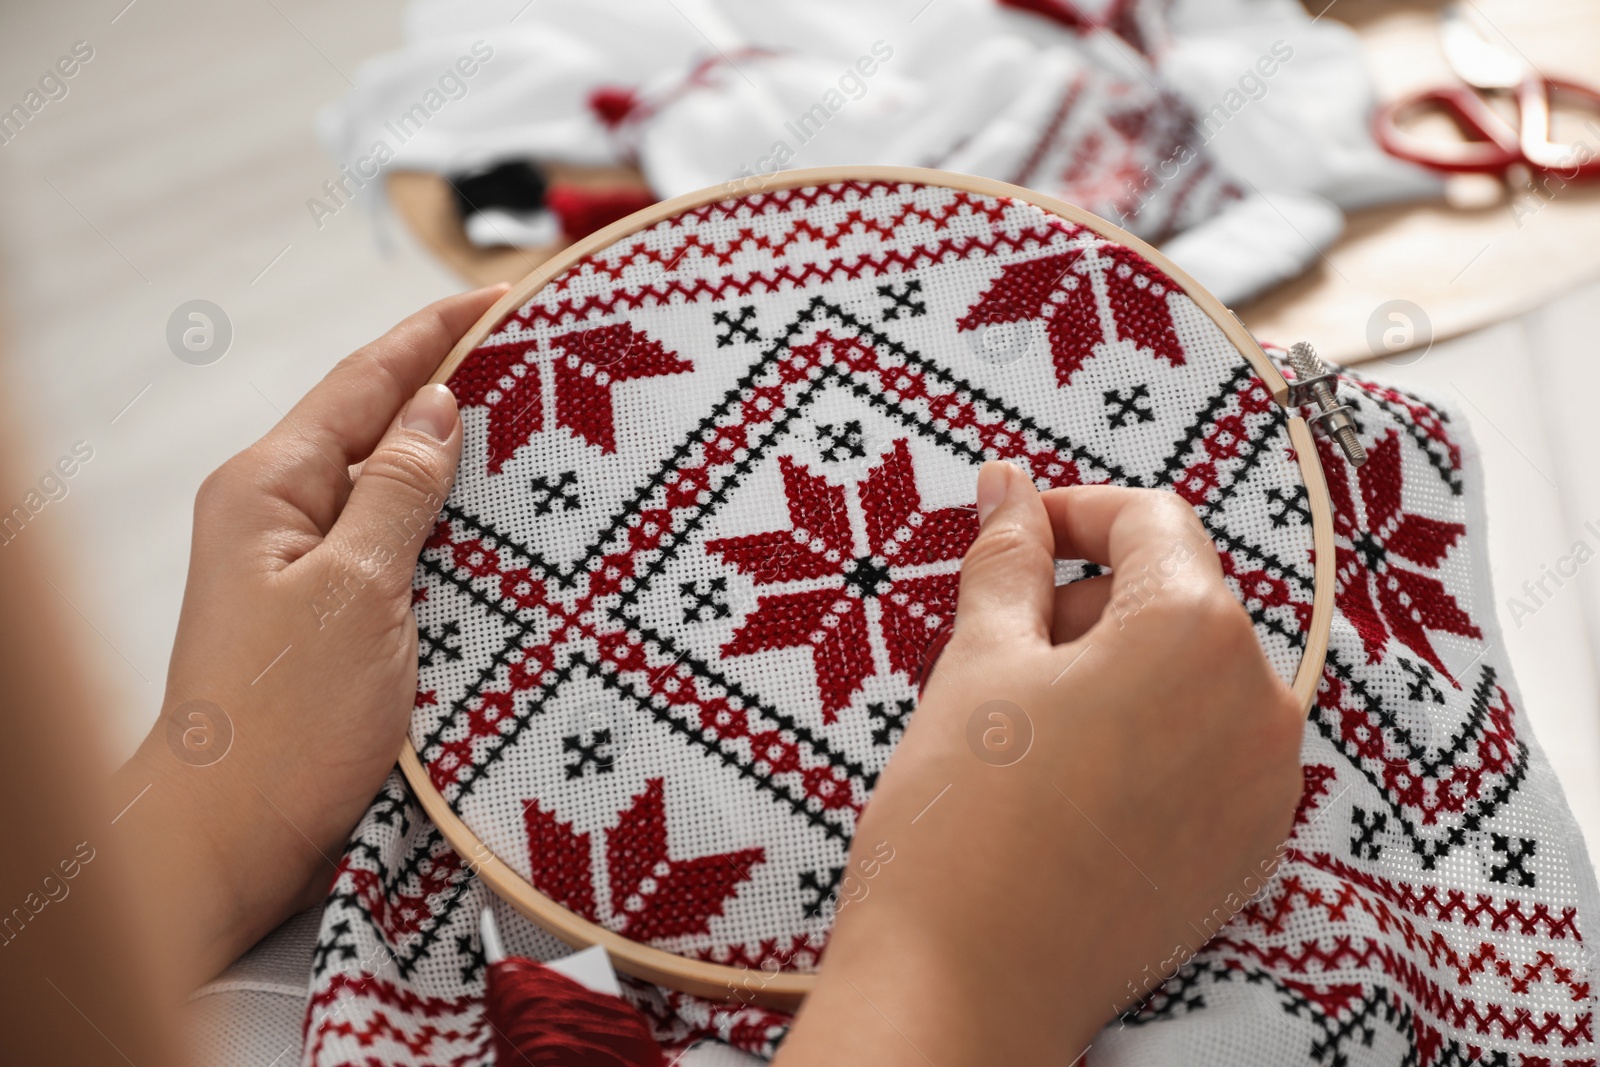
[
  {"x1": 112, "y1": 285, "x2": 505, "y2": 990},
  {"x1": 777, "y1": 464, "x2": 1305, "y2": 1065}
]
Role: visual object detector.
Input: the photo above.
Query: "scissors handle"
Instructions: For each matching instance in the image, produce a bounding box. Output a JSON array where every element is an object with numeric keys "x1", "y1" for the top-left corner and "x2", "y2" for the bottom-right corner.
[
  {"x1": 1378, "y1": 77, "x2": 1600, "y2": 179},
  {"x1": 1516, "y1": 76, "x2": 1600, "y2": 177},
  {"x1": 1374, "y1": 86, "x2": 1523, "y2": 174}
]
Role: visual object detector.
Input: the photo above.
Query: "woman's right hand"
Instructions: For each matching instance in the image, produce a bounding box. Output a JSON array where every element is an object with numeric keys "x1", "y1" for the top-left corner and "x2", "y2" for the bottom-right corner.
[{"x1": 777, "y1": 463, "x2": 1305, "y2": 1065}]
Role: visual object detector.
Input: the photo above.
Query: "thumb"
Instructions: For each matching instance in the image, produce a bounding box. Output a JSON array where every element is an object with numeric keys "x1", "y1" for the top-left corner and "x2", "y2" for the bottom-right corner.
[
  {"x1": 321, "y1": 383, "x2": 461, "y2": 595},
  {"x1": 952, "y1": 461, "x2": 1056, "y2": 649}
]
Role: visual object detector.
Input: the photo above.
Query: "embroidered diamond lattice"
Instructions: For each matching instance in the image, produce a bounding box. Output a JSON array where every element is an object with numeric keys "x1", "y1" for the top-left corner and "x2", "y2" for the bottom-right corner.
[{"x1": 300, "y1": 180, "x2": 1600, "y2": 1067}]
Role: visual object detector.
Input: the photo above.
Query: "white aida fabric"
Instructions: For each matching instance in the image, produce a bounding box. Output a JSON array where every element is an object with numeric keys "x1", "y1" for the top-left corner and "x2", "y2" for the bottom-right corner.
[
  {"x1": 184, "y1": 911, "x2": 322, "y2": 1067},
  {"x1": 301, "y1": 180, "x2": 1600, "y2": 1066}
]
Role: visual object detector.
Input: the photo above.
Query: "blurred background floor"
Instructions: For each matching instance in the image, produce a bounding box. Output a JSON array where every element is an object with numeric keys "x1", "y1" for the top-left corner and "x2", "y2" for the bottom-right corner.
[{"x1": 2, "y1": 1, "x2": 1598, "y2": 871}]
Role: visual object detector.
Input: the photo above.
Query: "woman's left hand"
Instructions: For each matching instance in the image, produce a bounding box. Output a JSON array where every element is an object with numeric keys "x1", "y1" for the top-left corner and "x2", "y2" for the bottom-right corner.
[{"x1": 113, "y1": 285, "x2": 505, "y2": 988}]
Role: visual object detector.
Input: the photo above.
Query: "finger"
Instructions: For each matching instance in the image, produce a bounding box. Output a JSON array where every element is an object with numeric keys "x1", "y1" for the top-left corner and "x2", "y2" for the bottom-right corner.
[
  {"x1": 1039, "y1": 486, "x2": 1227, "y2": 653},
  {"x1": 313, "y1": 383, "x2": 462, "y2": 605},
  {"x1": 952, "y1": 461, "x2": 1057, "y2": 649},
  {"x1": 1050, "y1": 574, "x2": 1112, "y2": 644},
  {"x1": 244, "y1": 285, "x2": 506, "y2": 534},
  {"x1": 1040, "y1": 485, "x2": 1221, "y2": 584}
]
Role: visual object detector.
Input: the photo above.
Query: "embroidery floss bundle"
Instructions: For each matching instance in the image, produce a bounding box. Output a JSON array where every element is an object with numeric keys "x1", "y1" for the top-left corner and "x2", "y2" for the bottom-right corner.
[
  {"x1": 481, "y1": 911, "x2": 662, "y2": 1067},
  {"x1": 486, "y1": 961, "x2": 661, "y2": 1067}
]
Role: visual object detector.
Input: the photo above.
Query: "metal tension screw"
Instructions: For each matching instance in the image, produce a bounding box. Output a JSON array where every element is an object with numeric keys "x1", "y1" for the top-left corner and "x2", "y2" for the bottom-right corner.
[{"x1": 1286, "y1": 341, "x2": 1366, "y2": 467}]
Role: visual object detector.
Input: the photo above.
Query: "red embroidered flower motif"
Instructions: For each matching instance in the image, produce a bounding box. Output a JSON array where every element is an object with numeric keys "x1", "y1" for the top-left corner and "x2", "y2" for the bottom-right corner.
[
  {"x1": 588, "y1": 85, "x2": 642, "y2": 129},
  {"x1": 956, "y1": 245, "x2": 1183, "y2": 386},
  {"x1": 1319, "y1": 430, "x2": 1481, "y2": 684},
  {"x1": 706, "y1": 439, "x2": 979, "y2": 722},
  {"x1": 524, "y1": 778, "x2": 764, "y2": 942},
  {"x1": 449, "y1": 323, "x2": 692, "y2": 472}
]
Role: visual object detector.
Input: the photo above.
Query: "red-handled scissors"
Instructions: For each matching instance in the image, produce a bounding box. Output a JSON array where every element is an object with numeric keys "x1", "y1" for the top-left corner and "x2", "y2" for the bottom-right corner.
[{"x1": 1375, "y1": 2, "x2": 1600, "y2": 180}]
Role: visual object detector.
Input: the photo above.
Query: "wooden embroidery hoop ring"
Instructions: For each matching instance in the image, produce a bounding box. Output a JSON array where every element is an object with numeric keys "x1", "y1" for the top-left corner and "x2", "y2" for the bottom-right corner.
[{"x1": 398, "y1": 165, "x2": 1337, "y2": 1010}]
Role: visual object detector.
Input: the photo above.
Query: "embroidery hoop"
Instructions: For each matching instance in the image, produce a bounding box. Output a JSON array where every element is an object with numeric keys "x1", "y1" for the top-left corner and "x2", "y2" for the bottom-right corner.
[{"x1": 399, "y1": 165, "x2": 1337, "y2": 1009}]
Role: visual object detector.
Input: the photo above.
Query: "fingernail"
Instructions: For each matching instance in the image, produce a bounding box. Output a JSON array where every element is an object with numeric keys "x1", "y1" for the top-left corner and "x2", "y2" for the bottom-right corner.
[
  {"x1": 402, "y1": 384, "x2": 458, "y2": 442},
  {"x1": 976, "y1": 462, "x2": 1010, "y2": 525},
  {"x1": 472, "y1": 282, "x2": 511, "y2": 298}
]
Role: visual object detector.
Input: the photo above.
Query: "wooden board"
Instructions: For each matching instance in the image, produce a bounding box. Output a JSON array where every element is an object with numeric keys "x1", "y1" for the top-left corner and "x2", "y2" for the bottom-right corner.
[{"x1": 388, "y1": 0, "x2": 1600, "y2": 366}]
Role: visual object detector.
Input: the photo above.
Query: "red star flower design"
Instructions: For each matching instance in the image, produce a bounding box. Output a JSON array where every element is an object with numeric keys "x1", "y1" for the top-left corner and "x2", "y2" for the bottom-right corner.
[
  {"x1": 706, "y1": 439, "x2": 979, "y2": 722},
  {"x1": 1318, "y1": 430, "x2": 1481, "y2": 684},
  {"x1": 524, "y1": 778, "x2": 764, "y2": 941},
  {"x1": 449, "y1": 323, "x2": 692, "y2": 472},
  {"x1": 956, "y1": 245, "x2": 1184, "y2": 385}
]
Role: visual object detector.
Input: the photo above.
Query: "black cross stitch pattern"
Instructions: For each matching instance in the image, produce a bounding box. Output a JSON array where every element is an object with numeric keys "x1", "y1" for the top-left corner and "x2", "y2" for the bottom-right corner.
[
  {"x1": 1490, "y1": 833, "x2": 1536, "y2": 887},
  {"x1": 680, "y1": 576, "x2": 731, "y2": 623},
  {"x1": 714, "y1": 305, "x2": 761, "y2": 347},
  {"x1": 1123, "y1": 959, "x2": 1476, "y2": 1067},
  {"x1": 842, "y1": 555, "x2": 892, "y2": 599},
  {"x1": 1266, "y1": 484, "x2": 1311, "y2": 528},
  {"x1": 1118, "y1": 955, "x2": 1213, "y2": 1025},
  {"x1": 394, "y1": 889, "x2": 471, "y2": 980},
  {"x1": 318, "y1": 788, "x2": 479, "y2": 981},
  {"x1": 563, "y1": 729, "x2": 615, "y2": 779},
  {"x1": 1309, "y1": 666, "x2": 1526, "y2": 871},
  {"x1": 387, "y1": 837, "x2": 474, "y2": 980},
  {"x1": 866, "y1": 699, "x2": 914, "y2": 747},
  {"x1": 396, "y1": 844, "x2": 472, "y2": 978},
  {"x1": 1400, "y1": 658, "x2": 1445, "y2": 704},
  {"x1": 1350, "y1": 806, "x2": 1387, "y2": 860},
  {"x1": 1143, "y1": 357, "x2": 1312, "y2": 657},
  {"x1": 799, "y1": 865, "x2": 845, "y2": 919},
  {"x1": 877, "y1": 279, "x2": 925, "y2": 319},
  {"x1": 311, "y1": 919, "x2": 358, "y2": 971},
  {"x1": 369, "y1": 787, "x2": 411, "y2": 834},
  {"x1": 412, "y1": 504, "x2": 585, "y2": 795},
  {"x1": 417, "y1": 619, "x2": 462, "y2": 670},
  {"x1": 529, "y1": 470, "x2": 581, "y2": 515},
  {"x1": 1349, "y1": 529, "x2": 1390, "y2": 575},
  {"x1": 1103, "y1": 384, "x2": 1155, "y2": 428},
  {"x1": 454, "y1": 931, "x2": 487, "y2": 983},
  {"x1": 816, "y1": 420, "x2": 867, "y2": 462}
]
